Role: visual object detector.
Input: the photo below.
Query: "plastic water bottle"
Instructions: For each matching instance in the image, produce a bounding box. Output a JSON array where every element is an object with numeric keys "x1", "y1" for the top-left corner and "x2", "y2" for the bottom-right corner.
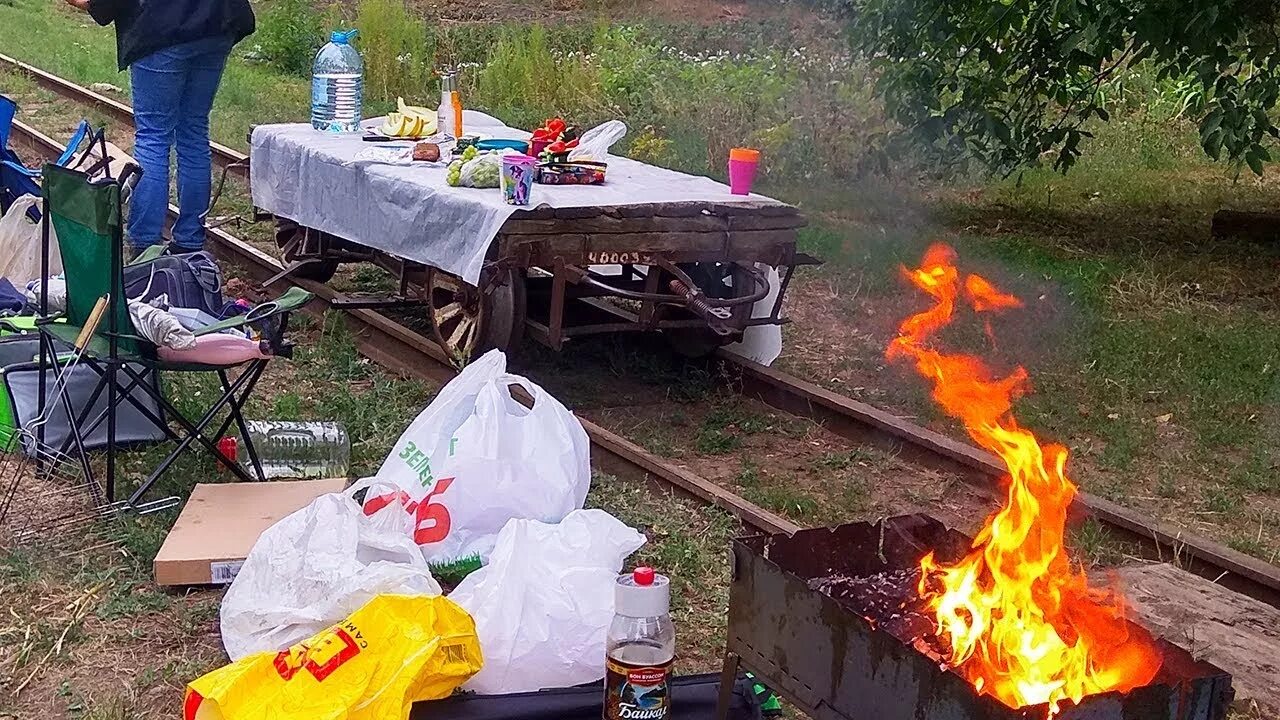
[
  {"x1": 605, "y1": 567, "x2": 675, "y2": 720},
  {"x1": 239, "y1": 420, "x2": 351, "y2": 479},
  {"x1": 311, "y1": 29, "x2": 364, "y2": 133}
]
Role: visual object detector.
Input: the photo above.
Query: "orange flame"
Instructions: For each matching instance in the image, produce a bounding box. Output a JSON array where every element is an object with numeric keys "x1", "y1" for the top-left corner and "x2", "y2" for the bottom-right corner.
[{"x1": 887, "y1": 244, "x2": 1161, "y2": 716}]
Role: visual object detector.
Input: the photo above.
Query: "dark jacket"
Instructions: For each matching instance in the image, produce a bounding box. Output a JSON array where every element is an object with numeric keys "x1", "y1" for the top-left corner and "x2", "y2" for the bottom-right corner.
[{"x1": 87, "y1": 0, "x2": 255, "y2": 70}]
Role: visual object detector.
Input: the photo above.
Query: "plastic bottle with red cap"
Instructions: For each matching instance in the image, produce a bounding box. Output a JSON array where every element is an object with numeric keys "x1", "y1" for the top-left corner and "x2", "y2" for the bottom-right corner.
[{"x1": 604, "y1": 566, "x2": 674, "y2": 720}]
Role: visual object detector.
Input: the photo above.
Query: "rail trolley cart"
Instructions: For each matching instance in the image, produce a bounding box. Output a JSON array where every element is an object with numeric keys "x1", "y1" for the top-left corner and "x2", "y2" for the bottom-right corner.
[{"x1": 249, "y1": 119, "x2": 818, "y2": 364}]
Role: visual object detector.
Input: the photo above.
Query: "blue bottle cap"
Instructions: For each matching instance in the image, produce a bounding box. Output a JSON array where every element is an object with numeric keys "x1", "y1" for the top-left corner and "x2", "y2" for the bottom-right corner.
[{"x1": 330, "y1": 29, "x2": 358, "y2": 44}]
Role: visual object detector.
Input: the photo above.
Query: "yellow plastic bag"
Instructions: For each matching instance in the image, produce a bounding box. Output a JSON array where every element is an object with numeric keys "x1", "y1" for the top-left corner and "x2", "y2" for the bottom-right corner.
[{"x1": 184, "y1": 594, "x2": 483, "y2": 720}]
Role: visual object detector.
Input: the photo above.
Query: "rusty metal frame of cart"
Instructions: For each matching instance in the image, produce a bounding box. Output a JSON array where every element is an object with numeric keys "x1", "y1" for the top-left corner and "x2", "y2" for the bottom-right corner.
[{"x1": 264, "y1": 199, "x2": 818, "y2": 364}]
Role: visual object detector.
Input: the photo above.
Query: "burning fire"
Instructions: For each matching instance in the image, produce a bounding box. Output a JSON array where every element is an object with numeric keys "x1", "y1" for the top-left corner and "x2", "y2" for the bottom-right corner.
[{"x1": 887, "y1": 244, "x2": 1161, "y2": 715}]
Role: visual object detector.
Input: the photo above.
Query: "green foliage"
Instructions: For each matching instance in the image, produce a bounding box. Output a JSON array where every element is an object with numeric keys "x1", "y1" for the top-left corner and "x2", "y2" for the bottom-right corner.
[
  {"x1": 254, "y1": 0, "x2": 324, "y2": 75},
  {"x1": 476, "y1": 26, "x2": 603, "y2": 130},
  {"x1": 845, "y1": 0, "x2": 1280, "y2": 174},
  {"x1": 355, "y1": 0, "x2": 430, "y2": 103},
  {"x1": 247, "y1": 16, "x2": 886, "y2": 184}
]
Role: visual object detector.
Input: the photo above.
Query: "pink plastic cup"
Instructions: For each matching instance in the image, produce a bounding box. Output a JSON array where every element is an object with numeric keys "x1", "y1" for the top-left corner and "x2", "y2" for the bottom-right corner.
[{"x1": 728, "y1": 148, "x2": 761, "y2": 196}]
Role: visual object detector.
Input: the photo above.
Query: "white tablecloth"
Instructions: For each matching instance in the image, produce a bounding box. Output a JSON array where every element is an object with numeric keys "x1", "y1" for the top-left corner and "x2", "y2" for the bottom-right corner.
[{"x1": 249, "y1": 114, "x2": 784, "y2": 284}]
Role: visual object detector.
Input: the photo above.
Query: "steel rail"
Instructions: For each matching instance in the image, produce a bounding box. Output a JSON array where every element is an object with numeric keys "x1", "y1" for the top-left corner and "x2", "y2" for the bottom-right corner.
[{"x1": 8, "y1": 58, "x2": 1280, "y2": 607}]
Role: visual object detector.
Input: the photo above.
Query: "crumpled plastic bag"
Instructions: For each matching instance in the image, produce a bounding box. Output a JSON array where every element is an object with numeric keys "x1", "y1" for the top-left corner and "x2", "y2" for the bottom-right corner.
[
  {"x1": 568, "y1": 120, "x2": 627, "y2": 162},
  {"x1": 360, "y1": 350, "x2": 591, "y2": 579},
  {"x1": 0, "y1": 194, "x2": 61, "y2": 285},
  {"x1": 458, "y1": 152, "x2": 502, "y2": 188},
  {"x1": 187, "y1": 594, "x2": 482, "y2": 720},
  {"x1": 220, "y1": 488, "x2": 443, "y2": 660},
  {"x1": 449, "y1": 509, "x2": 646, "y2": 694}
]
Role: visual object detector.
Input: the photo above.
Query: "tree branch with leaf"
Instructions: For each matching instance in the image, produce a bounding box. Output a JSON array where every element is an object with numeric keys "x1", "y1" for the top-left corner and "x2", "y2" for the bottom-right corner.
[{"x1": 844, "y1": 0, "x2": 1280, "y2": 175}]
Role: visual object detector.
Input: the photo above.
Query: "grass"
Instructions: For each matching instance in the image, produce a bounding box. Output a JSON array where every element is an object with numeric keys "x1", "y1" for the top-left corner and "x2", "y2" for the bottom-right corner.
[
  {"x1": 586, "y1": 472, "x2": 737, "y2": 672},
  {"x1": 1202, "y1": 485, "x2": 1242, "y2": 514},
  {"x1": 812, "y1": 449, "x2": 873, "y2": 471},
  {"x1": 1067, "y1": 519, "x2": 1134, "y2": 568},
  {"x1": 3, "y1": 0, "x2": 1280, "y2": 714},
  {"x1": 690, "y1": 401, "x2": 809, "y2": 456},
  {"x1": 743, "y1": 484, "x2": 821, "y2": 519}
]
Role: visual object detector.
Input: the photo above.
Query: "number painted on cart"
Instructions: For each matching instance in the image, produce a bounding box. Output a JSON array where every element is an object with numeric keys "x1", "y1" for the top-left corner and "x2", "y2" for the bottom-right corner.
[{"x1": 588, "y1": 252, "x2": 644, "y2": 265}]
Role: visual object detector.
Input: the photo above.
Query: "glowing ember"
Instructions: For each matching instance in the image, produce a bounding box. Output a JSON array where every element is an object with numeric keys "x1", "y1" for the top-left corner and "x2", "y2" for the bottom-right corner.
[{"x1": 886, "y1": 244, "x2": 1161, "y2": 716}]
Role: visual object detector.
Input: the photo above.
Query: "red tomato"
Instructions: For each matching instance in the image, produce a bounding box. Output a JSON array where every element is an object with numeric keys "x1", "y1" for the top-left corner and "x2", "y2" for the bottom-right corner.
[{"x1": 548, "y1": 140, "x2": 568, "y2": 154}]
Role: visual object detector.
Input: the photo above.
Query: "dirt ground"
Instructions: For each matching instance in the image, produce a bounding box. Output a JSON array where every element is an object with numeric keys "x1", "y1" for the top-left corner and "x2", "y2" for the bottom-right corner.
[{"x1": 580, "y1": 397, "x2": 999, "y2": 534}]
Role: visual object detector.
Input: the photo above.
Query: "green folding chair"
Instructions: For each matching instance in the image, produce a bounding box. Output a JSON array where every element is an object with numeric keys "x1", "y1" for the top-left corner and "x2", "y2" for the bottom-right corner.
[{"x1": 35, "y1": 160, "x2": 313, "y2": 511}]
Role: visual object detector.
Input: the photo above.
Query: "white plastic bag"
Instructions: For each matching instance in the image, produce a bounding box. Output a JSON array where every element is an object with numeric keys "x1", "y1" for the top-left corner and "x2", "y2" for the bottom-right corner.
[
  {"x1": 219, "y1": 485, "x2": 442, "y2": 661},
  {"x1": 450, "y1": 509, "x2": 646, "y2": 694},
  {"x1": 458, "y1": 152, "x2": 502, "y2": 188},
  {"x1": 361, "y1": 349, "x2": 591, "y2": 575},
  {"x1": 723, "y1": 264, "x2": 783, "y2": 366},
  {"x1": 568, "y1": 120, "x2": 627, "y2": 162},
  {"x1": 0, "y1": 195, "x2": 61, "y2": 285}
]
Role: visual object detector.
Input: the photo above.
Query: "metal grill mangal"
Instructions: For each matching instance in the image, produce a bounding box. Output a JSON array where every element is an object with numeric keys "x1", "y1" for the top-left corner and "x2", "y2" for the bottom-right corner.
[{"x1": 715, "y1": 514, "x2": 1234, "y2": 720}]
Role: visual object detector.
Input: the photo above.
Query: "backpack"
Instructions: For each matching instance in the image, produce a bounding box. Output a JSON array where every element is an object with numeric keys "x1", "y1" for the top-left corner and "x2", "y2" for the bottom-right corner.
[{"x1": 124, "y1": 250, "x2": 225, "y2": 317}]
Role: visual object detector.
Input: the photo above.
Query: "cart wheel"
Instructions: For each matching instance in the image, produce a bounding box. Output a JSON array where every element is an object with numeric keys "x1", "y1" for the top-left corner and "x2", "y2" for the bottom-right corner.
[
  {"x1": 275, "y1": 218, "x2": 340, "y2": 283},
  {"x1": 426, "y1": 267, "x2": 526, "y2": 367},
  {"x1": 664, "y1": 263, "x2": 748, "y2": 359}
]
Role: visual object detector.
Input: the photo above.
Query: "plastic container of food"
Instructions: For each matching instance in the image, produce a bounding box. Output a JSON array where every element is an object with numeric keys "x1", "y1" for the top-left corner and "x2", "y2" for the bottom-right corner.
[
  {"x1": 536, "y1": 160, "x2": 607, "y2": 185},
  {"x1": 477, "y1": 138, "x2": 530, "y2": 154}
]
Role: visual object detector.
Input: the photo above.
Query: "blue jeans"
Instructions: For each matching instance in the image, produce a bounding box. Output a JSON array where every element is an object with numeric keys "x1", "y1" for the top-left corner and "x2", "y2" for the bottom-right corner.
[{"x1": 128, "y1": 37, "x2": 232, "y2": 251}]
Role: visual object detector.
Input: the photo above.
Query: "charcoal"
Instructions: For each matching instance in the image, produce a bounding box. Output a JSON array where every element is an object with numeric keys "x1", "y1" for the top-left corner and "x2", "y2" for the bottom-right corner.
[{"x1": 807, "y1": 568, "x2": 947, "y2": 660}]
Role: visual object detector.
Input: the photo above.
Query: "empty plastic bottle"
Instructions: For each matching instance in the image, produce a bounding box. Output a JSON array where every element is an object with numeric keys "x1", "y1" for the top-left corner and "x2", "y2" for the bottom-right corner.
[
  {"x1": 239, "y1": 421, "x2": 351, "y2": 479},
  {"x1": 311, "y1": 29, "x2": 364, "y2": 133}
]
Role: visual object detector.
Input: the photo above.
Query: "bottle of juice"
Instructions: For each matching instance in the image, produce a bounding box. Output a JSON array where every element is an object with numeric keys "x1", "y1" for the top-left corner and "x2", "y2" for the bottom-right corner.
[
  {"x1": 605, "y1": 567, "x2": 674, "y2": 720},
  {"x1": 437, "y1": 69, "x2": 457, "y2": 141}
]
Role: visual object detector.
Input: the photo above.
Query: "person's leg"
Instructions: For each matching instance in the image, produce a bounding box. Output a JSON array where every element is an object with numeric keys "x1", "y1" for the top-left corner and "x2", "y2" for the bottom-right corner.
[
  {"x1": 127, "y1": 48, "x2": 186, "y2": 250},
  {"x1": 172, "y1": 39, "x2": 232, "y2": 251}
]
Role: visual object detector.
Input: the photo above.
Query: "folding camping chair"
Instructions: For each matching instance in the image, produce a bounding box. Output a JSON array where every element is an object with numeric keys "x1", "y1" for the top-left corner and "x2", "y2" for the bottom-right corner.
[
  {"x1": 35, "y1": 160, "x2": 313, "y2": 512},
  {"x1": 1, "y1": 94, "x2": 96, "y2": 217}
]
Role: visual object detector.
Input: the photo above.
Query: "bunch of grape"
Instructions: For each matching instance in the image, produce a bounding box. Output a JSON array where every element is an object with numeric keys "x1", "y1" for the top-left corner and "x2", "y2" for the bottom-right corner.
[
  {"x1": 469, "y1": 158, "x2": 500, "y2": 188},
  {"x1": 446, "y1": 146, "x2": 481, "y2": 187}
]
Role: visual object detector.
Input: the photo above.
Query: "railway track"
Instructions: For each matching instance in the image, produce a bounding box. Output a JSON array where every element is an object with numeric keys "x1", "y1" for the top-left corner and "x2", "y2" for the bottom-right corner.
[{"x1": 5, "y1": 54, "x2": 1280, "y2": 609}]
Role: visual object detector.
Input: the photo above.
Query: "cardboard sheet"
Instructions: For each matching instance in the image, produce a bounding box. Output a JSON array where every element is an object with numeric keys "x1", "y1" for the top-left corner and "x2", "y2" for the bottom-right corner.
[{"x1": 153, "y1": 479, "x2": 348, "y2": 587}]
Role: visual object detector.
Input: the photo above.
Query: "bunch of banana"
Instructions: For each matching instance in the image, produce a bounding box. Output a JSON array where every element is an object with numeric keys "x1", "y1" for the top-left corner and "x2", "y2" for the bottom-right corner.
[{"x1": 379, "y1": 97, "x2": 438, "y2": 137}]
